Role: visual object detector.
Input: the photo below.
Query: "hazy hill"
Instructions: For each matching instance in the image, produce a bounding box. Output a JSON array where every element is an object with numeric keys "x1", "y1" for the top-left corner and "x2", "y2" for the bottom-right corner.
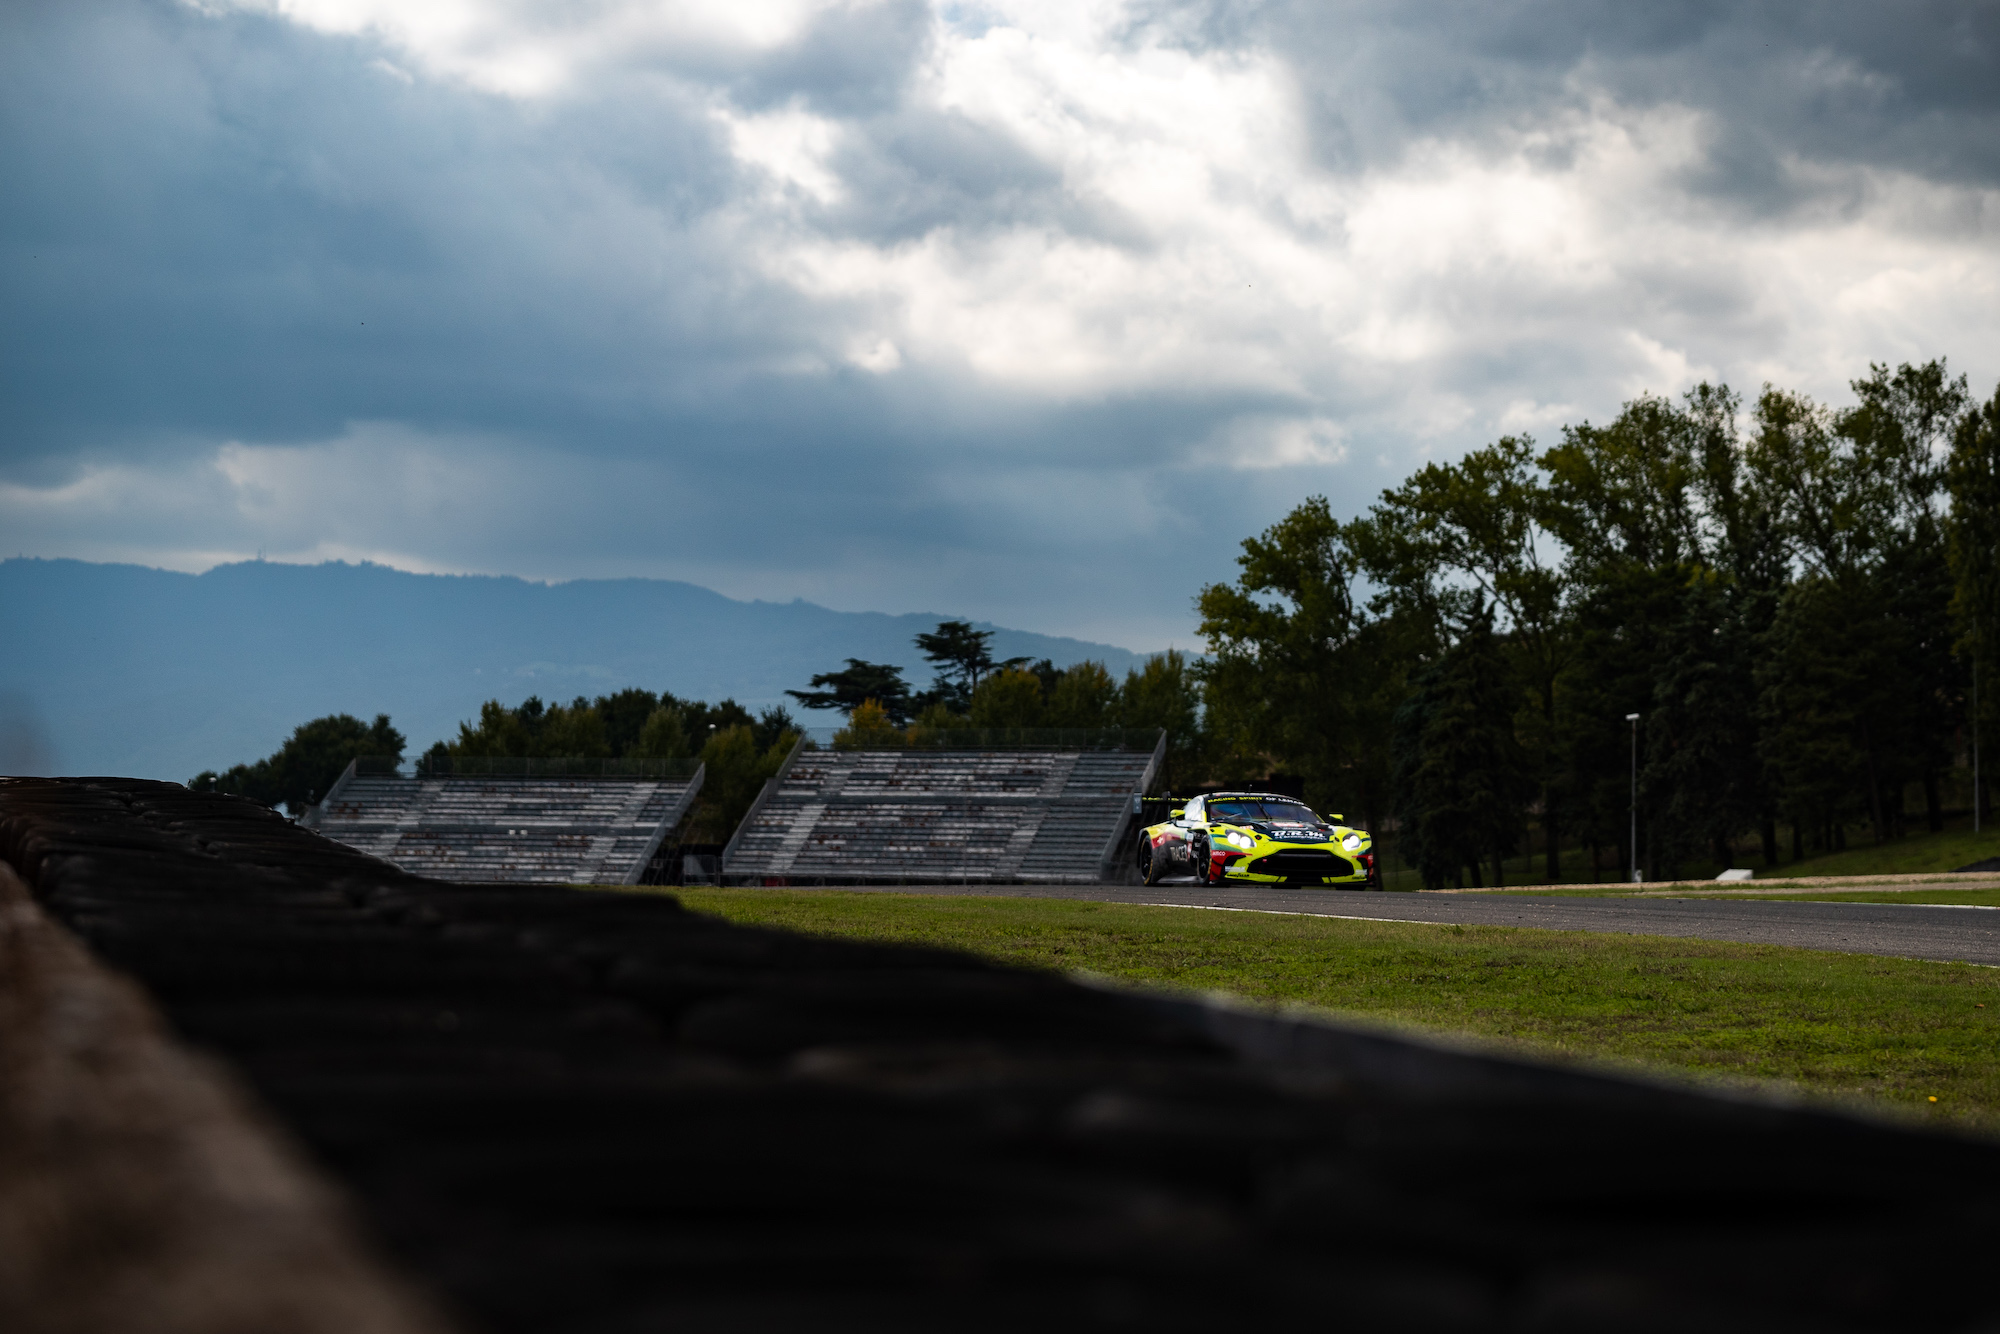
[{"x1": 0, "y1": 558, "x2": 1156, "y2": 781}]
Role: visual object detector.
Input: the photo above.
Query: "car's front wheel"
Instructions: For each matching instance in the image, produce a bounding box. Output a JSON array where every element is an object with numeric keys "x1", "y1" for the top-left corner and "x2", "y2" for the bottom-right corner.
[{"x1": 1192, "y1": 835, "x2": 1216, "y2": 885}]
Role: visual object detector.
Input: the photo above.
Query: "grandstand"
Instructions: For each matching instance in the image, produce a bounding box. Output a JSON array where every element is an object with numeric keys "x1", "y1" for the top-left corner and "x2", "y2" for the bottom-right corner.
[
  {"x1": 721, "y1": 731, "x2": 1165, "y2": 884},
  {"x1": 302, "y1": 758, "x2": 704, "y2": 885}
]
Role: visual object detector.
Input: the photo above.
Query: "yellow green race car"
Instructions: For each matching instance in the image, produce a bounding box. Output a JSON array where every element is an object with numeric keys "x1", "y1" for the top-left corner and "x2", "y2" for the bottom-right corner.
[{"x1": 1136, "y1": 792, "x2": 1379, "y2": 888}]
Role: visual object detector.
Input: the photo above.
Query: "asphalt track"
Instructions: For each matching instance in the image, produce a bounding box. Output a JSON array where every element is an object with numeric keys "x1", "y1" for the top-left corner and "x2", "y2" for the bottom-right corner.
[{"x1": 801, "y1": 880, "x2": 2000, "y2": 966}]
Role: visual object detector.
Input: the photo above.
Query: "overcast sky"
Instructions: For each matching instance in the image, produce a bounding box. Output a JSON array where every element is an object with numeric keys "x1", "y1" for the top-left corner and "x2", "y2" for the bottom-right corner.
[{"x1": 4, "y1": 1, "x2": 1997, "y2": 648}]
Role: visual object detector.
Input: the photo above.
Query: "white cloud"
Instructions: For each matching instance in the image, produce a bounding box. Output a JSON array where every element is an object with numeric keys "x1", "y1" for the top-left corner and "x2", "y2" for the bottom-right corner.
[
  {"x1": 199, "y1": 0, "x2": 838, "y2": 95},
  {"x1": 845, "y1": 335, "x2": 903, "y2": 371},
  {"x1": 719, "y1": 102, "x2": 849, "y2": 204},
  {"x1": 1215, "y1": 415, "x2": 1349, "y2": 470}
]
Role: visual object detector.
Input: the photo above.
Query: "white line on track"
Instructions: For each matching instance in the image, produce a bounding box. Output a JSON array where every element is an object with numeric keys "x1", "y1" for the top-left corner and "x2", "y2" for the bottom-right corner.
[{"x1": 1668, "y1": 898, "x2": 2000, "y2": 912}]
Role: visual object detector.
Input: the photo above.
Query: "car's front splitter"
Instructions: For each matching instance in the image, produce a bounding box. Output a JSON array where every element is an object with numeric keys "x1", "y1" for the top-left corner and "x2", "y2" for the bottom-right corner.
[{"x1": 1222, "y1": 871, "x2": 1370, "y2": 887}]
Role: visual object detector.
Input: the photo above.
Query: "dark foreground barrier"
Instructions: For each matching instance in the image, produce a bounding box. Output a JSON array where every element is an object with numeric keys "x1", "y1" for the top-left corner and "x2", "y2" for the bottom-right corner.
[{"x1": 3, "y1": 777, "x2": 1999, "y2": 1333}]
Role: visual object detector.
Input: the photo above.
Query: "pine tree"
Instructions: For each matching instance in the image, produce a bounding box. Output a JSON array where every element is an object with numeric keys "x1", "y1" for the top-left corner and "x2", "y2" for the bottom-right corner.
[{"x1": 1391, "y1": 618, "x2": 1531, "y2": 888}]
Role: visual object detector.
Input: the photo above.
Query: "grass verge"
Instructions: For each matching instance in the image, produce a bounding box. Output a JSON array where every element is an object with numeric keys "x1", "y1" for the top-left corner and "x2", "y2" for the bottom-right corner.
[
  {"x1": 1761, "y1": 822, "x2": 2000, "y2": 879},
  {"x1": 1384, "y1": 810, "x2": 2000, "y2": 889},
  {"x1": 1483, "y1": 878, "x2": 2000, "y2": 903},
  {"x1": 668, "y1": 888, "x2": 2000, "y2": 1132}
]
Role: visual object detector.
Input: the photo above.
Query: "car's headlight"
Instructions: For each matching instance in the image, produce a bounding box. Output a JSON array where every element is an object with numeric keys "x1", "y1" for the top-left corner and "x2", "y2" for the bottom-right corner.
[
  {"x1": 1226, "y1": 830, "x2": 1254, "y2": 850},
  {"x1": 1341, "y1": 833, "x2": 1364, "y2": 851}
]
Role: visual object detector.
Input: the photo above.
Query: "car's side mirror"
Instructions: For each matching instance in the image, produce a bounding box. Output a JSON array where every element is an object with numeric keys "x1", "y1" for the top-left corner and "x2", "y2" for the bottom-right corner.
[
  {"x1": 1327, "y1": 813, "x2": 1344, "y2": 822},
  {"x1": 1169, "y1": 808, "x2": 1185, "y2": 820}
]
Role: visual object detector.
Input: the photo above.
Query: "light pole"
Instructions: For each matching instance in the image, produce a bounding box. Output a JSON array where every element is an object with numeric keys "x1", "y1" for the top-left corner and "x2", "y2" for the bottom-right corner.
[{"x1": 1626, "y1": 713, "x2": 1642, "y2": 883}]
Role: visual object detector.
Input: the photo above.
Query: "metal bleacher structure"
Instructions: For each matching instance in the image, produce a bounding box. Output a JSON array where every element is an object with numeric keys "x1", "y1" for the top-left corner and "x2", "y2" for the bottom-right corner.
[
  {"x1": 302, "y1": 758, "x2": 705, "y2": 885},
  {"x1": 720, "y1": 730, "x2": 1167, "y2": 885}
]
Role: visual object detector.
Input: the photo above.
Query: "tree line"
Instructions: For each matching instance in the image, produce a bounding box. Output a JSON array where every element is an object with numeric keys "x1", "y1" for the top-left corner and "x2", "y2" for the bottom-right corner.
[
  {"x1": 193, "y1": 622, "x2": 1212, "y2": 839},
  {"x1": 194, "y1": 689, "x2": 801, "y2": 844},
  {"x1": 192, "y1": 357, "x2": 1999, "y2": 888},
  {"x1": 433, "y1": 689, "x2": 799, "y2": 842},
  {"x1": 192, "y1": 713, "x2": 407, "y2": 813},
  {"x1": 782, "y1": 620, "x2": 1206, "y2": 788},
  {"x1": 1194, "y1": 360, "x2": 1999, "y2": 886}
]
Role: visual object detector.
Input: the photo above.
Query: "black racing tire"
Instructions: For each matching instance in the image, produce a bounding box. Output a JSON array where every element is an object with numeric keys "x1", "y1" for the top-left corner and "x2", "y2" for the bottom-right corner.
[
  {"x1": 1138, "y1": 836, "x2": 1164, "y2": 886},
  {"x1": 1192, "y1": 835, "x2": 1215, "y2": 886}
]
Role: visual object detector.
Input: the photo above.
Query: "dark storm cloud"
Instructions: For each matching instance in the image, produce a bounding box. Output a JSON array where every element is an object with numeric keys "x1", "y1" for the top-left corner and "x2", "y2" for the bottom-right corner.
[
  {"x1": 2, "y1": 0, "x2": 1995, "y2": 648},
  {"x1": 1, "y1": 1, "x2": 766, "y2": 468},
  {"x1": 731, "y1": 0, "x2": 936, "y2": 116},
  {"x1": 1153, "y1": 1, "x2": 2000, "y2": 207}
]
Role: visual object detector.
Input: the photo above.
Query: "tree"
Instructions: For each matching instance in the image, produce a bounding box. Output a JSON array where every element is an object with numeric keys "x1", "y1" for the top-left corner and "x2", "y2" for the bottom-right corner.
[
  {"x1": 914, "y1": 621, "x2": 996, "y2": 710},
  {"x1": 630, "y1": 704, "x2": 691, "y2": 759},
  {"x1": 678, "y1": 698, "x2": 757, "y2": 749},
  {"x1": 1046, "y1": 661, "x2": 1118, "y2": 728},
  {"x1": 1757, "y1": 576, "x2": 1872, "y2": 854},
  {"x1": 751, "y1": 705, "x2": 799, "y2": 754},
  {"x1": 967, "y1": 668, "x2": 1046, "y2": 728},
  {"x1": 684, "y1": 723, "x2": 798, "y2": 843},
  {"x1": 907, "y1": 701, "x2": 973, "y2": 743},
  {"x1": 1840, "y1": 361, "x2": 1973, "y2": 833},
  {"x1": 1747, "y1": 385, "x2": 1873, "y2": 578},
  {"x1": 1543, "y1": 396, "x2": 1707, "y2": 570},
  {"x1": 1643, "y1": 572, "x2": 1763, "y2": 876},
  {"x1": 1544, "y1": 384, "x2": 1798, "y2": 875},
  {"x1": 833, "y1": 698, "x2": 905, "y2": 748},
  {"x1": 1354, "y1": 437, "x2": 1569, "y2": 875},
  {"x1": 1686, "y1": 383, "x2": 1787, "y2": 858},
  {"x1": 1872, "y1": 529, "x2": 1964, "y2": 833},
  {"x1": 1390, "y1": 618, "x2": 1531, "y2": 888},
  {"x1": 1947, "y1": 383, "x2": 2000, "y2": 825},
  {"x1": 1841, "y1": 359, "x2": 1968, "y2": 531},
  {"x1": 191, "y1": 712, "x2": 405, "y2": 816},
  {"x1": 1198, "y1": 497, "x2": 1393, "y2": 826},
  {"x1": 438, "y1": 690, "x2": 766, "y2": 762},
  {"x1": 448, "y1": 695, "x2": 609, "y2": 758},
  {"x1": 785, "y1": 660, "x2": 914, "y2": 725},
  {"x1": 1749, "y1": 365, "x2": 1972, "y2": 841},
  {"x1": 1553, "y1": 563, "x2": 1684, "y2": 879},
  {"x1": 1119, "y1": 650, "x2": 1205, "y2": 793}
]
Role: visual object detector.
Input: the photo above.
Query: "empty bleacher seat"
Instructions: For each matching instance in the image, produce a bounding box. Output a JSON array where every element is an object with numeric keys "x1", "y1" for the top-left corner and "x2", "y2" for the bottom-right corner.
[
  {"x1": 722, "y1": 738, "x2": 1162, "y2": 885},
  {"x1": 303, "y1": 764, "x2": 703, "y2": 885}
]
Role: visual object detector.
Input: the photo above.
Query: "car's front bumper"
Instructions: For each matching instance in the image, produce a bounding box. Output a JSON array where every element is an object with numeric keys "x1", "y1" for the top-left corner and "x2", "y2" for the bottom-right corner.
[{"x1": 1219, "y1": 846, "x2": 1371, "y2": 884}]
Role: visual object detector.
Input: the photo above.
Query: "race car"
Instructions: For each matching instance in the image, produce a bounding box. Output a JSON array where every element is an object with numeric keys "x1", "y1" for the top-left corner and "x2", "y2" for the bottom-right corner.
[{"x1": 1135, "y1": 792, "x2": 1379, "y2": 888}]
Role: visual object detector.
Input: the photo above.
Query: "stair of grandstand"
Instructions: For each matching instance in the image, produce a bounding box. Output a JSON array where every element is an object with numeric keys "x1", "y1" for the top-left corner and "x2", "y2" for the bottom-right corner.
[
  {"x1": 722, "y1": 737, "x2": 1163, "y2": 884},
  {"x1": 303, "y1": 762, "x2": 703, "y2": 885}
]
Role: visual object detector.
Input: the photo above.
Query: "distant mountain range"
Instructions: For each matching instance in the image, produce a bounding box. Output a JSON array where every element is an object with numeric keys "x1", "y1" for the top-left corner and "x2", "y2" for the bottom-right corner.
[{"x1": 0, "y1": 558, "x2": 1157, "y2": 781}]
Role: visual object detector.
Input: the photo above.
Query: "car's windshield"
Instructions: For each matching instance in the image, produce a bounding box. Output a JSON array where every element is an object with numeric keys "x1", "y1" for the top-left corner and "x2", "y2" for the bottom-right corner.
[{"x1": 1206, "y1": 799, "x2": 1320, "y2": 823}]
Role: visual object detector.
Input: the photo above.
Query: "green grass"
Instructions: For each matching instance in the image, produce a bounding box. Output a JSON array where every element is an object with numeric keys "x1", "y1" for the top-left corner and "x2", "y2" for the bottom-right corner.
[
  {"x1": 1491, "y1": 880, "x2": 1991, "y2": 901},
  {"x1": 1384, "y1": 810, "x2": 2000, "y2": 890},
  {"x1": 663, "y1": 888, "x2": 2000, "y2": 1132},
  {"x1": 1757, "y1": 821, "x2": 2000, "y2": 879}
]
